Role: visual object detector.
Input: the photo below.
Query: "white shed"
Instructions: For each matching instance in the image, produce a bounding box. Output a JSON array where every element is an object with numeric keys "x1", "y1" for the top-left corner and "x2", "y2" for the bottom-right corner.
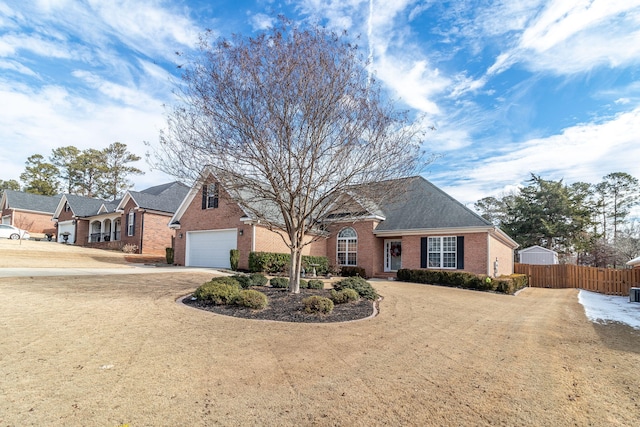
[{"x1": 518, "y1": 245, "x2": 559, "y2": 265}]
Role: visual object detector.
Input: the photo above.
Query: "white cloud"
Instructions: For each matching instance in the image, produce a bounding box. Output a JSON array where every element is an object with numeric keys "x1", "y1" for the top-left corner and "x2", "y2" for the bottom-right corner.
[
  {"x1": 488, "y1": 0, "x2": 640, "y2": 75},
  {"x1": 249, "y1": 13, "x2": 275, "y2": 30},
  {"x1": 432, "y1": 107, "x2": 640, "y2": 205}
]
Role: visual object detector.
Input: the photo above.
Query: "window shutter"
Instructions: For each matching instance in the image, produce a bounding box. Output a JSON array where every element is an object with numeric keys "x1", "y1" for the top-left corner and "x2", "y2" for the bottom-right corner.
[
  {"x1": 420, "y1": 237, "x2": 427, "y2": 268},
  {"x1": 457, "y1": 236, "x2": 464, "y2": 269},
  {"x1": 201, "y1": 185, "x2": 208, "y2": 209},
  {"x1": 132, "y1": 212, "x2": 136, "y2": 236},
  {"x1": 124, "y1": 212, "x2": 128, "y2": 232}
]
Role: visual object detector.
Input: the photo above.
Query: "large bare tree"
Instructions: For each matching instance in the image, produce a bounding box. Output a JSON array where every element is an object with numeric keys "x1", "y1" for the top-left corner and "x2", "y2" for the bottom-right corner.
[{"x1": 152, "y1": 18, "x2": 425, "y2": 292}]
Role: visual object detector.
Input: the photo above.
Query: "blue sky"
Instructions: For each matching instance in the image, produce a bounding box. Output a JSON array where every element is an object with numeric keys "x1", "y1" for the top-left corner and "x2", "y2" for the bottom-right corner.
[{"x1": 1, "y1": 0, "x2": 639, "y2": 210}]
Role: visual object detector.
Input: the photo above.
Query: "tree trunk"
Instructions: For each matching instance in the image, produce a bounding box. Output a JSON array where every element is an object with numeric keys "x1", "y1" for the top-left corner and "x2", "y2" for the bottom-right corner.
[{"x1": 289, "y1": 247, "x2": 304, "y2": 294}]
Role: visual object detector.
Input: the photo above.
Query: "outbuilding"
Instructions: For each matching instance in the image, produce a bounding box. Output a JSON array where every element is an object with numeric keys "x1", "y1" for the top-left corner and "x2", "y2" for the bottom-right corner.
[{"x1": 518, "y1": 245, "x2": 559, "y2": 265}]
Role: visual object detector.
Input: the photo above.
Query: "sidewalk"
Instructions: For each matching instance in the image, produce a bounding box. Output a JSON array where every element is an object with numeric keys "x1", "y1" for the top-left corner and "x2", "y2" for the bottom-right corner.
[{"x1": 0, "y1": 265, "x2": 223, "y2": 278}]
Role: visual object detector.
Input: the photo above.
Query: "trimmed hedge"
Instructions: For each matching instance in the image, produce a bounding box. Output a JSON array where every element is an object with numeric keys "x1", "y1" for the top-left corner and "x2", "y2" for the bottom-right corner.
[
  {"x1": 270, "y1": 277, "x2": 289, "y2": 288},
  {"x1": 229, "y1": 273, "x2": 269, "y2": 288},
  {"x1": 230, "y1": 249, "x2": 239, "y2": 271},
  {"x1": 307, "y1": 279, "x2": 324, "y2": 290},
  {"x1": 193, "y1": 277, "x2": 241, "y2": 304},
  {"x1": 339, "y1": 266, "x2": 368, "y2": 279},
  {"x1": 396, "y1": 269, "x2": 528, "y2": 294},
  {"x1": 302, "y1": 296, "x2": 334, "y2": 314},
  {"x1": 235, "y1": 289, "x2": 268, "y2": 309},
  {"x1": 331, "y1": 288, "x2": 359, "y2": 304},
  {"x1": 248, "y1": 251, "x2": 329, "y2": 275},
  {"x1": 333, "y1": 277, "x2": 378, "y2": 300}
]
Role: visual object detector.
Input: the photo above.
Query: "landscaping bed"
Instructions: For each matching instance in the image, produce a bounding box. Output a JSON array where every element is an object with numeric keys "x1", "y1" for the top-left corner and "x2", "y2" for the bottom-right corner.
[{"x1": 182, "y1": 286, "x2": 376, "y2": 323}]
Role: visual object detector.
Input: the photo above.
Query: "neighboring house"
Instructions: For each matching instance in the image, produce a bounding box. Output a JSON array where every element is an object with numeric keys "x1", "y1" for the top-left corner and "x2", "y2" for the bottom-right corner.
[
  {"x1": 169, "y1": 170, "x2": 518, "y2": 277},
  {"x1": 627, "y1": 255, "x2": 640, "y2": 269},
  {"x1": 52, "y1": 182, "x2": 189, "y2": 255},
  {"x1": 0, "y1": 190, "x2": 60, "y2": 237},
  {"x1": 518, "y1": 245, "x2": 559, "y2": 265}
]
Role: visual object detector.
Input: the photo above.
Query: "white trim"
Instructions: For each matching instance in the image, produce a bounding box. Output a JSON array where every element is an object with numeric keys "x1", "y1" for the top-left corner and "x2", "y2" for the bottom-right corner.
[
  {"x1": 384, "y1": 239, "x2": 402, "y2": 272},
  {"x1": 337, "y1": 227, "x2": 358, "y2": 266},
  {"x1": 127, "y1": 211, "x2": 135, "y2": 236}
]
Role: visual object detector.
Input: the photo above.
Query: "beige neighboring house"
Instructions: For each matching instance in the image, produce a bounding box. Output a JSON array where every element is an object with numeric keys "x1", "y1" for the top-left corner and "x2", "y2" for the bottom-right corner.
[{"x1": 0, "y1": 190, "x2": 60, "y2": 239}]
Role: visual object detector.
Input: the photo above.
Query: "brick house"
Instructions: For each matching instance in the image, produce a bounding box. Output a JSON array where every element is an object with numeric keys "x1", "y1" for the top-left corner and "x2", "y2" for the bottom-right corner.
[
  {"x1": 0, "y1": 190, "x2": 60, "y2": 237},
  {"x1": 169, "y1": 170, "x2": 518, "y2": 277},
  {"x1": 52, "y1": 182, "x2": 188, "y2": 255}
]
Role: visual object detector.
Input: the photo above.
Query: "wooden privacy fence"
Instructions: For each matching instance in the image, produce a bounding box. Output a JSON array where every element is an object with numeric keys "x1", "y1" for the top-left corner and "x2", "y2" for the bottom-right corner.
[{"x1": 515, "y1": 263, "x2": 640, "y2": 296}]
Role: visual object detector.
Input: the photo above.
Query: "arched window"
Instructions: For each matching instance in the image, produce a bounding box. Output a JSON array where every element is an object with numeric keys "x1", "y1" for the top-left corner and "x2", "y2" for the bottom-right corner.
[{"x1": 337, "y1": 227, "x2": 357, "y2": 266}]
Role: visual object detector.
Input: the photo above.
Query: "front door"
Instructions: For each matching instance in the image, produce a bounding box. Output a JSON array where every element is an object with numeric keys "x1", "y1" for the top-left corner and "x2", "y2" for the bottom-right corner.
[{"x1": 384, "y1": 240, "x2": 402, "y2": 272}]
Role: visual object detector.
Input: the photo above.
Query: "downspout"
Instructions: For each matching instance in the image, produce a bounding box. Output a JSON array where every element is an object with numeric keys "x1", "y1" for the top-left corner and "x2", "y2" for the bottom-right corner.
[
  {"x1": 251, "y1": 223, "x2": 256, "y2": 252},
  {"x1": 487, "y1": 233, "x2": 491, "y2": 276},
  {"x1": 139, "y1": 209, "x2": 144, "y2": 254}
]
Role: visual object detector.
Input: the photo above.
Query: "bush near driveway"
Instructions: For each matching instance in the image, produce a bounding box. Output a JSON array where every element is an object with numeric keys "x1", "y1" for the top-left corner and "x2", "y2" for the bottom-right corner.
[
  {"x1": 333, "y1": 277, "x2": 378, "y2": 300},
  {"x1": 396, "y1": 269, "x2": 528, "y2": 294},
  {"x1": 194, "y1": 277, "x2": 241, "y2": 304}
]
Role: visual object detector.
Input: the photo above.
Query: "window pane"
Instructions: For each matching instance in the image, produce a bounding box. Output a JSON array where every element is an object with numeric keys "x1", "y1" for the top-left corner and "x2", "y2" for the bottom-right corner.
[
  {"x1": 337, "y1": 253, "x2": 346, "y2": 265},
  {"x1": 428, "y1": 253, "x2": 440, "y2": 268},
  {"x1": 443, "y1": 253, "x2": 456, "y2": 268},
  {"x1": 428, "y1": 237, "x2": 440, "y2": 251},
  {"x1": 337, "y1": 241, "x2": 346, "y2": 252},
  {"x1": 347, "y1": 253, "x2": 357, "y2": 266}
]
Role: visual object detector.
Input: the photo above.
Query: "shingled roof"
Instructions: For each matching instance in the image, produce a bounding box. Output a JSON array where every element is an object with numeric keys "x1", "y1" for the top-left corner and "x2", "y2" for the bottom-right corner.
[
  {"x1": 119, "y1": 181, "x2": 189, "y2": 214},
  {"x1": 368, "y1": 176, "x2": 493, "y2": 232},
  {"x1": 1, "y1": 190, "x2": 61, "y2": 214},
  {"x1": 63, "y1": 194, "x2": 112, "y2": 217}
]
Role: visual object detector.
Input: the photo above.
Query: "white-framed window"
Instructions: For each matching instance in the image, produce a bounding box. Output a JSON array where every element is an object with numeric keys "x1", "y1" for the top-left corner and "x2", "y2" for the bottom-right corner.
[
  {"x1": 206, "y1": 183, "x2": 219, "y2": 209},
  {"x1": 428, "y1": 236, "x2": 457, "y2": 268},
  {"x1": 337, "y1": 227, "x2": 357, "y2": 266},
  {"x1": 127, "y1": 211, "x2": 135, "y2": 236}
]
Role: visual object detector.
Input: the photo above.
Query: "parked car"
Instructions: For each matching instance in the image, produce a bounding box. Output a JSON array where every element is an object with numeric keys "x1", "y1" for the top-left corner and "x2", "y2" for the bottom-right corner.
[{"x1": 0, "y1": 224, "x2": 30, "y2": 240}]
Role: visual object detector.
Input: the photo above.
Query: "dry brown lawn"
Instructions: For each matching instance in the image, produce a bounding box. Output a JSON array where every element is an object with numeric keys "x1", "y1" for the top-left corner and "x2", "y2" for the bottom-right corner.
[{"x1": 1, "y1": 241, "x2": 639, "y2": 426}]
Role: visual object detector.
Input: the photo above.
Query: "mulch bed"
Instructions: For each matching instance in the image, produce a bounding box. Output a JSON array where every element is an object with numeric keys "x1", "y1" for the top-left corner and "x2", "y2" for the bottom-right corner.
[{"x1": 182, "y1": 286, "x2": 377, "y2": 323}]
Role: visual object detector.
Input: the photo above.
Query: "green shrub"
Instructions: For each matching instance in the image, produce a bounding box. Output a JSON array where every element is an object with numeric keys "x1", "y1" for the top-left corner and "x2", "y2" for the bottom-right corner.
[
  {"x1": 330, "y1": 288, "x2": 359, "y2": 304},
  {"x1": 396, "y1": 269, "x2": 527, "y2": 295},
  {"x1": 307, "y1": 279, "x2": 324, "y2": 290},
  {"x1": 230, "y1": 274, "x2": 252, "y2": 289},
  {"x1": 249, "y1": 252, "x2": 290, "y2": 274},
  {"x1": 249, "y1": 273, "x2": 268, "y2": 287},
  {"x1": 248, "y1": 252, "x2": 329, "y2": 275},
  {"x1": 298, "y1": 279, "x2": 308, "y2": 289},
  {"x1": 302, "y1": 296, "x2": 334, "y2": 314},
  {"x1": 333, "y1": 277, "x2": 378, "y2": 300},
  {"x1": 235, "y1": 289, "x2": 268, "y2": 309},
  {"x1": 230, "y1": 249, "x2": 239, "y2": 271},
  {"x1": 193, "y1": 277, "x2": 241, "y2": 304},
  {"x1": 339, "y1": 266, "x2": 368, "y2": 279},
  {"x1": 165, "y1": 247, "x2": 174, "y2": 264},
  {"x1": 270, "y1": 277, "x2": 289, "y2": 288}
]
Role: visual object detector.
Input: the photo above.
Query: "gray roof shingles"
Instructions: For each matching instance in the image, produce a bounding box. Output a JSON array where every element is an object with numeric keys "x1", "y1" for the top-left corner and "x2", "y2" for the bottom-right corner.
[
  {"x1": 4, "y1": 190, "x2": 61, "y2": 214},
  {"x1": 131, "y1": 182, "x2": 189, "y2": 213},
  {"x1": 348, "y1": 176, "x2": 493, "y2": 231}
]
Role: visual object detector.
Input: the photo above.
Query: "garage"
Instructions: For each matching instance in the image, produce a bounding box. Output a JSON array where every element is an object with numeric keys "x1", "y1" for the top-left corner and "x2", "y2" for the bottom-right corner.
[
  {"x1": 57, "y1": 221, "x2": 76, "y2": 244},
  {"x1": 186, "y1": 229, "x2": 237, "y2": 268}
]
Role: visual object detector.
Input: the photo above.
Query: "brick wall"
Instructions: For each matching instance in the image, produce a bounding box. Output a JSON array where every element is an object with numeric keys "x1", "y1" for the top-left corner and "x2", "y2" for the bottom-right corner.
[
  {"x1": 489, "y1": 234, "x2": 515, "y2": 276},
  {"x1": 141, "y1": 211, "x2": 175, "y2": 256},
  {"x1": 325, "y1": 221, "x2": 382, "y2": 277},
  {"x1": 173, "y1": 179, "x2": 249, "y2": 268},
  {"x1": 400, "y1": 232, "x2": 489, "y2": 275},
  {"x1": 4, "y1": 210, "x2": 56, "y2": 235},
  {"x1": 120, "y1": 199, "x2": 142, "y2": 252},
  {"x1": 75, "y1": 219, "x2": 89, "y2": 245}
]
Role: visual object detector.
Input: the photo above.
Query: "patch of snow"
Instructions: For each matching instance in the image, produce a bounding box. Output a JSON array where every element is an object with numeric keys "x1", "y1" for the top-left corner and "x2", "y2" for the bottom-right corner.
[{"x1": 578, "y1": 290, "x2": 640, "y2": 330}]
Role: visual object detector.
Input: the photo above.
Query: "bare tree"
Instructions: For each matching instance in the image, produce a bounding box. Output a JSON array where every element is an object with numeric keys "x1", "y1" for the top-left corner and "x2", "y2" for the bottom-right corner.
[{"x1": 151, "y1": 18, "x2": 425, "y2": 293}]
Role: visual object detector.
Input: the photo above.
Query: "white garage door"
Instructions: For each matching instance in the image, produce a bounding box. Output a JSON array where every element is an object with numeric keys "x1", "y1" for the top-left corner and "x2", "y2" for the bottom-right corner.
[
  {"x1": 186, "y1": 229, "x2": 237, "y2": 268},
  {"x1": 1, "y1": 215, "x2": 10, "y2": 224},
  {"x1": 57, "y1": 221, "x2": 75, "y2": 244}
]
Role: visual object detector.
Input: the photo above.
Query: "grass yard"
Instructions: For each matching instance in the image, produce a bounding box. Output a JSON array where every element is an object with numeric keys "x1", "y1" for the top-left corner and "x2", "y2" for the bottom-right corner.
[{"x1": 0, "y1": 241, "x2": 639, "y2": 425}]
